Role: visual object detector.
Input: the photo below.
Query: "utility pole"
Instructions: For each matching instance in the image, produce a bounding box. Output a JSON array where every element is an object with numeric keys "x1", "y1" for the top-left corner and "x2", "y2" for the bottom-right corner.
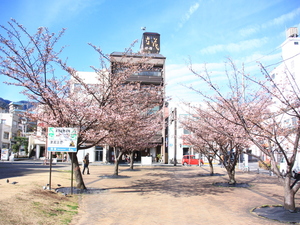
[
  {"x1": 170, "y1": 107, "x2": 177, "y2": 166},
  {"x1": 173, "y1": 108, "x2": 177, "y2": 166}
]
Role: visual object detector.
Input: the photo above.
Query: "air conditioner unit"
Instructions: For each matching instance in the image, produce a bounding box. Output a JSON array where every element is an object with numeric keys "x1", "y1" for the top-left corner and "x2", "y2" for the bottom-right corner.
[{"x1": 286, "y1": 27, "x2": 298, "y2": 38}]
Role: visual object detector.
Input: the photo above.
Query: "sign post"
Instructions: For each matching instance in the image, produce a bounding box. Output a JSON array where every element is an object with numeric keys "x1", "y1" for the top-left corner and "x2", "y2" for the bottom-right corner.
[{"x1": 47, "y1": 127, "x2": 78, "y2": 192}]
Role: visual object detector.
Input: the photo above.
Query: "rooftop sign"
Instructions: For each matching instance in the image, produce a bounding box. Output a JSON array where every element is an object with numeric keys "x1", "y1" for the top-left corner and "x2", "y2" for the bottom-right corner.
[{"x1": 141, "y1": 32, "x2": 160, "y2": 54}]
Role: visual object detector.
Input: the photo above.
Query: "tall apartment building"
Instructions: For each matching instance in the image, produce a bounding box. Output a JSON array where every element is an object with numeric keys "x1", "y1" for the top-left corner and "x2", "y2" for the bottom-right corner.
[{"x1": 109, "y1": 32, "x2": 166, "y2": 163}]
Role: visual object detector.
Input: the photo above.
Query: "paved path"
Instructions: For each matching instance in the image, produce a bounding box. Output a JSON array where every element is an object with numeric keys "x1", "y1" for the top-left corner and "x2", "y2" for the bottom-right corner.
[{"x1": 69, "y1": 165, "x2": 298, "y2": 225}]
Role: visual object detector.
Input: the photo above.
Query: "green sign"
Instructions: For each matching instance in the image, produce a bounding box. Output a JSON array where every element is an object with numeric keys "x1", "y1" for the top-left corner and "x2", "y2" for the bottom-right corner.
[{"x1": 47, "y1": 127, "x2": 78, "y2": 152}]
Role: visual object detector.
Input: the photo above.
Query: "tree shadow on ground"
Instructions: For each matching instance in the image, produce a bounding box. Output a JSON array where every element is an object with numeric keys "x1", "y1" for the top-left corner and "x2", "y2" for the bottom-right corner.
[
  {"x1": 95, "y1": 166, "x2": 290, "y2": 199},
  {"x1": 99, "y1": 175, "x2": 131, "y2": 179},
  {"x1": 105, "y1": 167, "x2": 232, "y2": 197},
  {"x1": 106, "y1": 178, "x2": 232, "y2": 197},
  {"x1": 197, "y1": 173, "x2": 225, "y2": 177},
  {"x1": 0, "y1": 162, "x2": 67, "y2": 179},
  {"x1": 234, "y1": 172, "x2": 282, "y2": 186},
  {"x1": 123, "y1": 168, "x2": 142, "y2": 172},
  {"x1": 213, "y1": 182, "x2": 251, "y2": 188},
  {"x1": 144, "y1": 172, "x2": 225, "y2": 179}
]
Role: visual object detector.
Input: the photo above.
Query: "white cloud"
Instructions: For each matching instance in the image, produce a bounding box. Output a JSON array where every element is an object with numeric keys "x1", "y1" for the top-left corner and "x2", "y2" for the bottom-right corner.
[
  {"x1": 263, "y1": 7, "x2": 300, "y2": 28},
  {"x1": 177, "y1": 2, "x2": 200, "y2": 30},
  {"x1": 200, "y1": 37, "x2": 269, "y2": 55},
  {"x1": 238, "y1": 7, "x2": 300, "y2": 37},
  {"x1": 238, "y1": 25, "x2": 260, "y2": 38},
  {"x1": 165, "y1": 62, "x2": 230, "y2": 102},
  {"x1": 242, "y1": 52, "x2": 282, "y2": 66}
]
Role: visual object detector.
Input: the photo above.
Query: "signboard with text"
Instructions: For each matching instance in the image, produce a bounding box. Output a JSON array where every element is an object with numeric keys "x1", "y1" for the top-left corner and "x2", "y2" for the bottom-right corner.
[
  {"x1": 1, "y1": 149, "x2": 9, "y2": 161},
  {"x1": 47, "y1": 127, "x2": 78, "y2": 152},
  {"x1": 142, "y1": 32, "x2": 160, "y2": 54}
]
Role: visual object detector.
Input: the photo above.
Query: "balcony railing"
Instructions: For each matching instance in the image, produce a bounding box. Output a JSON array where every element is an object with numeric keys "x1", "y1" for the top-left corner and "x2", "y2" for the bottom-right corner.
[
  {"x1": 126, "y1": 75, "x2": 163, "y2": 84},
  {"x1": 133, "y1": 71, "x2": 161, "y2": 76}
]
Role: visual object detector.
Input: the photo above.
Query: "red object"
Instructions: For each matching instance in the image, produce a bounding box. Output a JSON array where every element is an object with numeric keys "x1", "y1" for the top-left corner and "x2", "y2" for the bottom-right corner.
[{"x1": 182, "y1": 155, "x2": 204, "y2": 166}]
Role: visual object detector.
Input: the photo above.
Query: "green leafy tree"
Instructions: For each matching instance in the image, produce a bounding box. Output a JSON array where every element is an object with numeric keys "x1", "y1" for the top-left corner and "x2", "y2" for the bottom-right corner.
[{"x1": 12, "y1": 137, "x2": 28, "y2": 154}]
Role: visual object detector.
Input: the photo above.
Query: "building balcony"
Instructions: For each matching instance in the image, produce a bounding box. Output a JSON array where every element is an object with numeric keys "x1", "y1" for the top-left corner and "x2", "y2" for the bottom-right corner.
[{"x1": 126, "y1": 75, "x2": 163, "y2": 85}]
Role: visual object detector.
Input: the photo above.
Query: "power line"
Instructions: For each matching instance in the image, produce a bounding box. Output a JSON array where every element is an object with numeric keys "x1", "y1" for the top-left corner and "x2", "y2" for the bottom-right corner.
[
  {"x1": 245, "y1": 36, "x2": 296, "y2": 66},
  {"x1": 264, "y1": 52, "x2": 300, "y2": 68},
  {"x1": 245, "y1": 45, "x2": 282, "y2": 66}
]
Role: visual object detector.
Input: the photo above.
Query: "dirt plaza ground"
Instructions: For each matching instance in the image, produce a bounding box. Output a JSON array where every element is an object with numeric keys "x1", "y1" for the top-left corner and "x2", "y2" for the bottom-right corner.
[
  {"x1": 1, "y1": 161, "x2": 299, "y2": 225},
  {"x1": 69, "y1": 164, "x2": 300, "y2": 225}
]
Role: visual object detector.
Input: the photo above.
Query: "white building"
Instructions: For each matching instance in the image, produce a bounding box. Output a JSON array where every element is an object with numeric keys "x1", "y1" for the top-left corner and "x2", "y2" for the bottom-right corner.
[
  {"x1": 271, "y1": 27, "x2": 300, "y2": 90},
  {"x1": 167, "y1": 102, "x2": 204, "y2": 164},
  {"x1": 258, "y1": 27, "x2": 300, "y2": 162},
  {"x1": 0, "y1": 112, "x2": 17, "y2": 149},
  {"x1": 0, "y1": 102, "x2": 27, "y2": 158}
]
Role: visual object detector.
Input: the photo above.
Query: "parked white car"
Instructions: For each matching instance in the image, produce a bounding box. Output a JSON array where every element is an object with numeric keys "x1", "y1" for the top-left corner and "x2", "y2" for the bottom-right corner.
[{"x1": 280, "y1": 152, "x2": 300, "y2": 177}]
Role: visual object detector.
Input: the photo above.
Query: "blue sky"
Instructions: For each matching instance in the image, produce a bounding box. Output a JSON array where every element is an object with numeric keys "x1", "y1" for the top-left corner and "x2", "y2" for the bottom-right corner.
[{"x1": 0, "y1": 0, "x2": 299, "y2": 102}]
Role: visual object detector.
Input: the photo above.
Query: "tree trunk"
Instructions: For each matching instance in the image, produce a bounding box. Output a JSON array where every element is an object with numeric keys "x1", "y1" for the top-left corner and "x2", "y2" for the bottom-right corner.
[
  {"x1": 129, "y1": 151, "x2": 134, "y2": 170},
  {"x1": 208, "y1": 158, "x2": 214, "y2": 176},
  {"x1": 113, "y1": 159, "x2": 120, "y2": 176},
  {"x1": 113, "y1": 148, "x2": 123, "y2": 176},
  {"x1": 69, "y1": 152, "x2": 86, "y2": 189},
  {"x1": 283, "y1": 176, "x2": 296, "y2": 211},
  {"x1": 227, "y1": 168, "x2": 236, "y2": 185}
]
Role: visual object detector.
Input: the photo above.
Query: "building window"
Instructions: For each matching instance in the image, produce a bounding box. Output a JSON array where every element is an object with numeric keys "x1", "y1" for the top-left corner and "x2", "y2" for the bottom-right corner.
[
  {"x1": 1, "y1": 119, "x2": 6, "y2": 124},
  {"x1": 292, "y1": 117, "x2": 298, "y2": 127},
  {"x1": 95, "y1": 146, "x2": 103, "y2": 161},
  {"x1": 73, "y1": 83, "x2": 85, "y2": 92},
  {"x1": 147, "y1": 106, "x2": 160, "y2": 115},
  {"x1": 183, "y1": 129, "x2": 191, "y2": 134},
  {"x1": 294, "y1": 42, "x2": 299, "y2": 45},
  {"x1": 3, "y1": 132, "x2": 9, "y2": 139},
  {"x1": 2, "y1": 143, "x2": 9, "y2": 149}
]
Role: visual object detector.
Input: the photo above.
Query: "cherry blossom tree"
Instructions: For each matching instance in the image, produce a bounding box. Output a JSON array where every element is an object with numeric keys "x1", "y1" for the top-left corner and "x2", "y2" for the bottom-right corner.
[
  {"x1": 239, "y1": 64, "x2": 300, "y2": 211},
  {"x1": 28, "y1": 88, "x2": 112, "y2": 189},
  {"x1": 181, "y1": 103, "x2": 249, "y2": 183},
  {"x1": 186, "y1": 59, "x2": 300, "y2": 211},
  {"x1": 116, "y1": 113, "x2": 162, "y2": 172},
  {"x1": 103, "y1": 83, "x2": 163, "y2": 175},
  {"x1": 86, "y1": 48, "x2": 165, "y2": 176},
  {"x1": 0, "y1": 19, "x2": 164, "y2": 189},
  {"x1": 180, "y1": 123, "x2": 216, "y2": 175},
  {"x1": 0, "y1": 19, "x2": 114, "y2": 189}
]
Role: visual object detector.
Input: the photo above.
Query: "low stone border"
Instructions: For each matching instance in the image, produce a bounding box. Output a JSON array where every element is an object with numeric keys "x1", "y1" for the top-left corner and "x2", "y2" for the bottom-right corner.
[
  {"x1": 197, "y1": 173, "x2": 225, "y2": 177},
  {"x1": 251, "y1": 205, "x2": 300, "y2": 224},
  {"x1": 55, "y1": 187, "x2": 107, "y2": 195},
  {"x1": 213, "y1": 182, "x2": 251, "y2": 188}
]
